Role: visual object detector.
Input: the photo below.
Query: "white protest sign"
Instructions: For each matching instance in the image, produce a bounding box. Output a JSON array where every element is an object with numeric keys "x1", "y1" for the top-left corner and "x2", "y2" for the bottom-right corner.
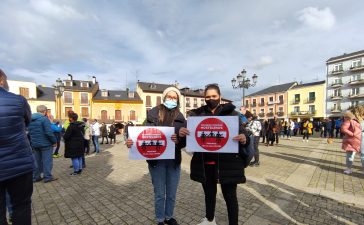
[
  {"x1": 186, "y1": 116, "x2": 239, "y2": 153},
  {"x1": 128, "y1": 126, "x2": 175, "y2": 160}
]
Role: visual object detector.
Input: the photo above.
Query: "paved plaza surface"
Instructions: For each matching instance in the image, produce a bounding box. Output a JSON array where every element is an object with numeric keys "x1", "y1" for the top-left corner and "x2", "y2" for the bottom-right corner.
[{"x1": 31, "y1": 136, "x2": 364, "y2": 225}]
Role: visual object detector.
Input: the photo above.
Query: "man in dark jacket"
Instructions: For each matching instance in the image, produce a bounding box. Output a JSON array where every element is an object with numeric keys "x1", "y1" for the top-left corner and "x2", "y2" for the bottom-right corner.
[
  {"x1": 0, "y1": 69, "x2": 34, "y2": 225},
  {"x1": 28, "y1": 105, "x2": 57, "y2": 183}
]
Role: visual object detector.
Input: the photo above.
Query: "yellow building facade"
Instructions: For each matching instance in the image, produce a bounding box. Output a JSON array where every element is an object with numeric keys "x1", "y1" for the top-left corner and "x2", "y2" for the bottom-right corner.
[{"x1": 287, "y1": 81, "x2": 326, "y2": 121}]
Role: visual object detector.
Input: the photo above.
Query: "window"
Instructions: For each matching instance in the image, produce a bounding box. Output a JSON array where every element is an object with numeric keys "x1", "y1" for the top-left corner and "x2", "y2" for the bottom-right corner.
[
  {"x1": 334, "y1": 78, "x2": 342, "y2": 84},
  {"x1": 201, "y1": 99, "x2": 205, "y2": 106},
  {"x1": 186, "y1": 98, "x2": 190, "y2": 107},
  {"x1": 252, "y1": 99, "x2": 256, "y2": 106},
  {"x1": 65, "y1": 107, "x2": 72, "y2": 117},
  {"x1": 115, "y1": 110, "x2": 122, "y2": 120},
  {"x1": 65, "y1": 81, "x2": 72, "y2": 86},
  {"x1": 101, "y1": 110, "x2": 108, "y2": 120},
  {"x1": 278, "y1": 95, "x2": 283, "y2": 104},
  {"x1": 352, "y1": 59, "x2": 362, "y2": 68},
  {"x1": 64, "y1": 92, "x2": 73, "y2": 104},
  {"x1": 156, "y1": 96, "x2": 161, "y2": 105},
  {"x1": 260, "y1": 109, "x2": 264, "y2": 113},
  {"x1": 80, "y1": 82, "x2": 89, "y2": 88},
  {"x1": 278, "y1": 107, "x2": 283, "y2": 112},
  {"x1": 245, "y1": 100, "x2": 249, "y2": 106},
  {"x1": 260, "y1": 98, "x2": 265, "y2": 106},
  {"x1": 309, "y1": 105, "x2": 315, "y2": 113},
  {"x1": 128, "y1": 91, "x2": 135, "y2": 98},
  {"x1": 81, "y1": 107, "x2": 89, "y2": 117},
  {"x1": 352, "y1": 87, "x2": 360, "y2": 95},
  {"x1": 352, "y1": 74, "x2": 361, "y2": 81},
  {"x1": 129, "y1": 110, "x2": 136, "y2": 121},
  {"x1": 101, "y1": 90, "x2": 108, "y2": 97},
  {"x1": 146, "y1": 96, "x2": 151, "y2": 107},
  {"x1": 294, "y1": 94, "x2": 300, "y2": 102},
  {"x1": 80, "y1": 93, "x2": 88, "y2": 105},
  {"x1": 309, "y1": 92, "x2": 315, "y2": 101},
  {"x1": 269, "y1": 97, "x2": 274, "y2": 102},
  {"x1": 334, "y1": 63, "x2": 343, "y2": 71},
  {"x1": 194, "y1": 98, "x2": 198, "y2": 107},
  {"x1": 269, "y1": 108, "x2": 273, "y2": 113},
  {"x1": 19, "y1": 87, "x2": 29, "y2": 99},
  {"x1": 351, "y1": 101, "x2": 359, "y2": 107},
  {"x1": 294, "y1": 106, "x2": 300, "y2": 112},
  {"x1": 253, "y1": 109, "x2": 256, "y2": 115},
  {"x1": 334, "y1": 89, "x2": 341, "y2": 96}
]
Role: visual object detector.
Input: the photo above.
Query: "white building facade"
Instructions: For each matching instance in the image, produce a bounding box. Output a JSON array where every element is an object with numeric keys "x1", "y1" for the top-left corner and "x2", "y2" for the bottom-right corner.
[{"x1": 326, "y1": 50, "x2": 364, "y2": 117}]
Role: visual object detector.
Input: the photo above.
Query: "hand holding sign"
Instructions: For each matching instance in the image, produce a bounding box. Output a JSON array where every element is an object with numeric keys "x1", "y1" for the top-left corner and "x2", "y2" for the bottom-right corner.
[{"x1": 232, "y1": 134, "x2": 247, "y2": 144}]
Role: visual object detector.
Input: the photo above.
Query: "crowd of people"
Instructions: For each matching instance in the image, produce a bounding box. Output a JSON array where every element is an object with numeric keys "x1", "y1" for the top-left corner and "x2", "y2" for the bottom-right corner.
[{"x1": 1, "y1": 67, "x2": 363, "y2": 225}]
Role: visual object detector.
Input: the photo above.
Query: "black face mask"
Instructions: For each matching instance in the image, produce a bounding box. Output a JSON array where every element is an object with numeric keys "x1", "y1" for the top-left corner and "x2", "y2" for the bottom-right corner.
[{"x1": 205, "y1": 99, "x2": 220, "y2": 109}]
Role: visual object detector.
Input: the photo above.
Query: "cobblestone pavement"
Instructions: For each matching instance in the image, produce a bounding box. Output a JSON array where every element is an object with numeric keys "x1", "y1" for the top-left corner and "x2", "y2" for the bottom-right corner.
[{"x1": 30, "y1": 136, "x2": 364, "y2": 225}]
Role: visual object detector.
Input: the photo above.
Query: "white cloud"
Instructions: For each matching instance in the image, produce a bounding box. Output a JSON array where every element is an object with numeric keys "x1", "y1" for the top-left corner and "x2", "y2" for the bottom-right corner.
[
  {"x1": 30, "y1": 0, "x2": 87, "y2": 20},
  {"x1": 252, "y1": 56, "x2": 274, "y2": 70},
  {"x1": 298, "y1": 7, "x2": 336, "y2": 30}
]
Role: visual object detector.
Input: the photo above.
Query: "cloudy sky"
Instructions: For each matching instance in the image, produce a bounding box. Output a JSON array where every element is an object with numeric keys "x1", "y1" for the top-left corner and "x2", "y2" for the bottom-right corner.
[{"x1": 1, "y1": 0, "x2": 363, "y2": 103}]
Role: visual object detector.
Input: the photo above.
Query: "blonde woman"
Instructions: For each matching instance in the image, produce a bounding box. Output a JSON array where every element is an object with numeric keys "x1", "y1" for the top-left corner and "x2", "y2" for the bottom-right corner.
[
  {"x1": 351, "y1": 105, "x2": 364, "y2": 174},
  {"x1": 340, "y1": 111, "x2": 362, "y2": 174}
]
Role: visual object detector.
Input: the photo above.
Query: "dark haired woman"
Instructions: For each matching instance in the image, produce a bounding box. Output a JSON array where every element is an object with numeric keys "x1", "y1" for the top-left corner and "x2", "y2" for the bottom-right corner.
[
  {"x1": 179, "y1": 84, "x2": 249, "y2": 225},
  {"x1": 64, "y1": 112, "x2": 85, "y2": 175},
  {"x1": 126, "y1": 87, "x2": 186, "y2": 225}
]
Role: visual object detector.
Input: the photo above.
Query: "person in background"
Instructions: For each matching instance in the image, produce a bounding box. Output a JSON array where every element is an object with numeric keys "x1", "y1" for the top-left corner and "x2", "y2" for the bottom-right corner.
[
  {"x1": 82, "y1": 118, "x2": 91, "y2": 168},
  {"x1": 340, "y1": 111, "x2": 362, "y2": 175},
  {"x1": 127, "y1": 86, "x2": 185, "y2": 225},
  {"x1": 261, "y1": 119, "x2": 268, "y2": 143},
  {"x1": 287, "y1": 119, "x2": 294, "y2": 140},
  {"x1": 100, "y1": 122, "x2": 109, "y2": 144},
  {"x1": 351, "y1": 105, "x2": 364, "y2": 174},
  {"x1": 64, "y1": 113, "x2": 85, "y2": 175},
  {"x1": 0, "y1": 69, "x2": 34, "y2": 225},
  {"x1": 109, "y1": 122, "x2": 117, "y2": 145},
  {"x1": 246, "y1": 112, "x2": 262, "y2": 167},
  {"x1": 51, "y1": 120, "x2": 62, "y2": 158},
  {"x1": 335, "y1": 118, "x2": 343, "y2": 138},
  {"x1": 239, "y1": 106, "x2": 248, "y2": 127},
  {"x1": 302, "y1": 119, "x2": 313, "y2": 142},
  {"x1": 266, "y1": 118, "x2": 276, "y2": 146},
  {"x1": 91, "y1": 119, "x2": 100, "y2": 154},
  {"x1": 28, "y1": 105, "x2": 57, "y2": 183},
  {"x1": 5, "y1": 191, "x2": 12, "y2": 223},
  {"x1": 320, "y1": 119, "x2": 326, "y2": 138},
  {"x1": 275, "y1": 117, "x2": 282, "y2": 145}
]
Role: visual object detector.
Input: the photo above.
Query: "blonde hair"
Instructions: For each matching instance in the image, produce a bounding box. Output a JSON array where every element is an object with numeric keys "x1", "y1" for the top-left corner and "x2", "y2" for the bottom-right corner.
[{"x1": 351, "y1": 105, "x2": 364, "y2": 122}]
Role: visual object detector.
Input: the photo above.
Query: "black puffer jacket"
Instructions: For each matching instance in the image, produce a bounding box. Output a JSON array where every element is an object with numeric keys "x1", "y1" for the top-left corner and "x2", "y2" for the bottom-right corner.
[
  {"x1": 188, "y1": 103, "x2": 249, "y2": 184},
  {"x1": 64, "y1": 121, "x2": 85, "y2": 158},
  {"x1": 146, "y1": 105, "x2": 186, "y2": 167}
]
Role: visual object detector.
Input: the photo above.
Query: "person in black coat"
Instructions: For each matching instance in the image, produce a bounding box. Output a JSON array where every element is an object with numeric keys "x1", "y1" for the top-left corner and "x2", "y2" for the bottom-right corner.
[
  {"x1": 63, "y1": 112, "x2": 85, "y2": 175},
  {"x1": 179, "y1": 84, "x2": 249, "y2": 225},
  {"x1": 126, "y1": 87, "x2": 186, "y2": 225}
]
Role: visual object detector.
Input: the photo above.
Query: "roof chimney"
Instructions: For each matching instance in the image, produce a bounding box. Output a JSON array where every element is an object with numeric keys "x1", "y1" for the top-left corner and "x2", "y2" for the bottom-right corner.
[
  {"x1": 92, "y1": 76, "x2": 96, "y2": 84},
  {"x1": 68, "y1": 74, "x2": 73, "y2": 81}
]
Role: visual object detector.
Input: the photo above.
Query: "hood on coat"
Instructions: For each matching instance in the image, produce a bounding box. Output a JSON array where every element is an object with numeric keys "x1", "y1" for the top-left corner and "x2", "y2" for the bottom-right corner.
[{"x1": 31, "y1": 113, "x2": 45, "y2": 121}]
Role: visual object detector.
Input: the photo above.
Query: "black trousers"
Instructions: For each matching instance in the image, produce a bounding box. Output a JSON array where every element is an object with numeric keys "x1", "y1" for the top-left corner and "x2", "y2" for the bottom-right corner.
[
  {"x1": 202, "y1": 165, "x2": 238, "y2": 225},
  {"x1": 253, "y1": 136, "x2": 260, "y2": 163},
  {"x1": 84, "y1": 139, "x2": 90, "y2": 154},
  {"x1": 0, "y1": 172, "x2": 33, "y2": 225},
  {"x1": 101, "y1": 136, "x2": 108, "y2": 144}
]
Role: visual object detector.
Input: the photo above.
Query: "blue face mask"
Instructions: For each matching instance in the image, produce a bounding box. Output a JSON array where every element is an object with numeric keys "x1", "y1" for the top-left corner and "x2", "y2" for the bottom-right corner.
[{"x1": 164, "y1": 100, "x2": 178, "y2": 109}]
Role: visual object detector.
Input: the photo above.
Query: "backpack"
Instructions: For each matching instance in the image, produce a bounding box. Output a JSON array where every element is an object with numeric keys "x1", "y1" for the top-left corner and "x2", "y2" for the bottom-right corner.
[{"x1": 241, "y1": 134, "x2": 255, "y2": 168}]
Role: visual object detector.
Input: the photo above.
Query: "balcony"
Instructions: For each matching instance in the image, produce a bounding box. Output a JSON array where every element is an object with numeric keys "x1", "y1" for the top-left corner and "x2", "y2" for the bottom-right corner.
[
  {"x1": 331, "y1": 107, "x2": 342, "y2": 113},
  {"x1": 277, "y1": 101, "x2": 284, "y2": 105},
  {"x1": 299, "y1": 110, "x2": 317, "y2": 116},
  {"x1": 193, "y1": 104, "x2": 198, "y2": 108},
  {"x1": 291, "y1": 100, "x2": 300, "y2": 105},
  {"x1": 258, "y1": 112, "x2": 265, "y2": 117},
  {"x1": 348, "y1": 93, "x2": 364, "y2": 99},
  {"x1": 266, "y1": 112, "x2": 274, "y2": 117},
  {"x1": 80, "y1": 99, "x2": 90, "y2": 105},
  {"x1": 304, "y1": 97, "x2": 316, "y2": 104},
  {"x1": 349, "y1": 79, "x2": 364, "y2": 85},
  {"x1": 331, "y1": 81, "x2": 343, "y2": 88},
  {"x1": 329, "y1": 69, "x2": 344, "y2": 76},
  {"x1": 331, "y1": 95, "x2": 343, "y2": 100},
  {"x1": 186, "y1": 103, "x2": 191, "y2": 108},
  {"x1": 267, "y1": 101, "x2": 276, "y2": 105},
  {"x1": 251, "y1": 103, "x2": 257, "y2": 108},
  {"x1": 291, "y1": 112, "x2": 299, "y2": 116},
  {"x1": 350, "y1": 65, "x2": 364, "y2": 71},
  {"x1": 259, "y1": 102, "x2": 265, "y2": 107},
  {"x1": 276, "y1": 111, "x2": 284, "y2": 117}
]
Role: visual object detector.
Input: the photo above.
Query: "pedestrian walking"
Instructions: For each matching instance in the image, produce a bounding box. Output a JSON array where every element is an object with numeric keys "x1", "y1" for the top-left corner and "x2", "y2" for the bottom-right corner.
[
  {"x1": 100, "y1": 122, "x2": 109, "y2": 144},
  {"x1": 351, "y1": 105, "x2": 364, "y2": 174},
  {"x1": 179, "y1": 84, "x2": 249, "y2": 225},
  {"x1": 64, "y1": 112, "x2": 85, "y2": 175},
  {"x1": 275, "y1": 117, "x2": 282, "y2": 144},
  {"x1": 302, "y1": 119, "x2": 313, "y2": 142},
  {"x1": 28, "y1": 105, "x2": 57, "y2": 183},
  {"x1": 82, "y1": 118, "x2": 91, "y2": 168},
  {"x1": 261, "y1": 119, "x2": 268, "y2": 143},
  {"x1": 91, "y1": 119, "x2": 100, "y2": 153},
  {"x1": 335, "y1": 118, "x2": 343, "y2": 138},
  {"x1": 246, "y1": 112, "x2": 262, "y2": 167},
  {"x1": 51, "y1": 120, "x2": 62, "y2": 158},
  {"x1": 266, "y1": 118, "x2": 276, "y2": 146},
  {"x1": 341, "y1": 111, "x2": 362, "y2": 175},
  {"x1": 0, "y1": 69, "x2": 34, "y2": 225},
  {"x1": 127, "y1": 86, "x2": 186, "y2": 225},
  {"x1": 288, "y1": 119, "x2": 294, "y2": 139},
  {"x1": 109, "y1": 122, "x2": 117, "y2": 144}
]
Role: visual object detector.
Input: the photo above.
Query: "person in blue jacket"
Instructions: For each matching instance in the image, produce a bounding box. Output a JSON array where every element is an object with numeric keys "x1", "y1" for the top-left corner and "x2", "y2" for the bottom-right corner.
[
  {"x1": 51, "y1": 121, "x2": 63, "y2": 158},
  {"x1": 0, "y1": 69, "x2": 34, "y2": 225},
  {"x1": 335, "y1": 118, "x2": 343, "y2": 138},
  {"x1": 28, "y1": 105, "x2": 57, "y2": 183}
]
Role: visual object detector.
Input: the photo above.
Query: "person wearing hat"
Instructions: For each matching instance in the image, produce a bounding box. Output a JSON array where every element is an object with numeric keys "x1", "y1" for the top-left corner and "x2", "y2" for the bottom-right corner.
[
  {"x1": 341, "y1": 110, "x2": 362, "y2": 175},
  {"x1": 126, "y1": 86, "x2": 186, "y2": 225}
]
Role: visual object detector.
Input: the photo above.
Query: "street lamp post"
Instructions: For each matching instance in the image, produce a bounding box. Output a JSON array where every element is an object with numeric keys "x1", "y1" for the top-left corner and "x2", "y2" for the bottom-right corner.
[
  {"x1": 231, "y1": 69, "x2": 258, "y2": 106},
  {"x1": 53, "y1": 78, "x2": 65, "y2": 120}
]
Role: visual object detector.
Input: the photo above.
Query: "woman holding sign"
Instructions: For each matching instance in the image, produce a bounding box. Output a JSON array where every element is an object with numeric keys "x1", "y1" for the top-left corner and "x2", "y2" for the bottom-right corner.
[
  {"x1": 126, "y1": 87, "x2": 186, "y2": 225},
  {"x1": 179, "y1": 84, "x2": 249, "y2": 225}
]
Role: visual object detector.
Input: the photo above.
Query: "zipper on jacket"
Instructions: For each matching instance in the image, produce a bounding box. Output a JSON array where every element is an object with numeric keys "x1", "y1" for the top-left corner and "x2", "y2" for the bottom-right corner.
[
  {"x1": 202, "y1": 153, "x2": 207, "y2": 183},
  {"x1": 217, "y1": 154, "x2": 220, "y2": 184}
]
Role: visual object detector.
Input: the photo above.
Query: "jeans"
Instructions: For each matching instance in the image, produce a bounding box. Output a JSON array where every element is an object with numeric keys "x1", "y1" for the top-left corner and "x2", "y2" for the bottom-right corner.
[
  {"x1": 53, "y1": 133, "x2": 61, "y2": 155},
  {"x1": 253, "y1": 136, "x2": 260, "y2": 163},
  {"x1": 287, "y1": 129, "x2": 292, "y2": 138},
  {"x1": 5, "y1": 191, "x2": 12, "y2": 218},
  {"x1": 303, "y1": 132, "x2": 310, "y2": 140},
  {"x1": 84, "y1": 139, "x2": 90, "y2": 154},
  {"x1": 92, "y1": 136, "x2": 100, "y2": 153},
  {"x1": 148, "y1": 160, "x2": 181, "y2": 223},
  {"x1": 71, "y1": 157, "x2": 83, "y2": 172},
  {"x1": 202, "y1": 164, "x2": 238, "y2": 225},
  {"x1": 0, "y1": 172, "x2": 33, "y2": 225},
  {"x1": 346, "y1": 151, "x2": 356, "y2": 168},
  {"x1": 33, "y1": 147, "x2": 54, "y2": 182}
]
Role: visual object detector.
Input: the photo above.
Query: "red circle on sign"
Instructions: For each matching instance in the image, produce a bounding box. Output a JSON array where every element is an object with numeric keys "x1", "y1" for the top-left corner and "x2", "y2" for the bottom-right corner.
[
  {"x1": 136, "y1": 128, "x2": 167, "y2": 158},
  {"x1": 195, "y1": 118, "x2": 229, "y2": 151}
]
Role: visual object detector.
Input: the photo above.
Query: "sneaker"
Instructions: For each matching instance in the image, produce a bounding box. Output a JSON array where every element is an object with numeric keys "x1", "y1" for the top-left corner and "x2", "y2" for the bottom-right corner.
[
  {"x1": 70, "y1": 172, "x2": 78, "y2": 176},
  {"x1": 254, "y1": 162, "x2": 260, "y2": 167},
  {"x1": 52, "y1": 154, "x2": 59, "y2": 158},
  {"x1": 77, "y1": 169, "x2": 82, "y2": 174},
  {"x1": 33, "y1": 177, "x2": 43, "y2": 183},
  {"x1": 249, "y1": 161, "x2": 256, "y2": 167},
  {"x1": 44, "y1": 177, "x2": 58, "y2": 183},
  {"x1": 165, "y1": 218, "x2": 179, "y2": 225},
  {"x1": 197, "y1": 217, "x2": 217, "y2": 225},
  {"x1": 344, "y1": 169, "x2": 352, "y2": 174}
]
